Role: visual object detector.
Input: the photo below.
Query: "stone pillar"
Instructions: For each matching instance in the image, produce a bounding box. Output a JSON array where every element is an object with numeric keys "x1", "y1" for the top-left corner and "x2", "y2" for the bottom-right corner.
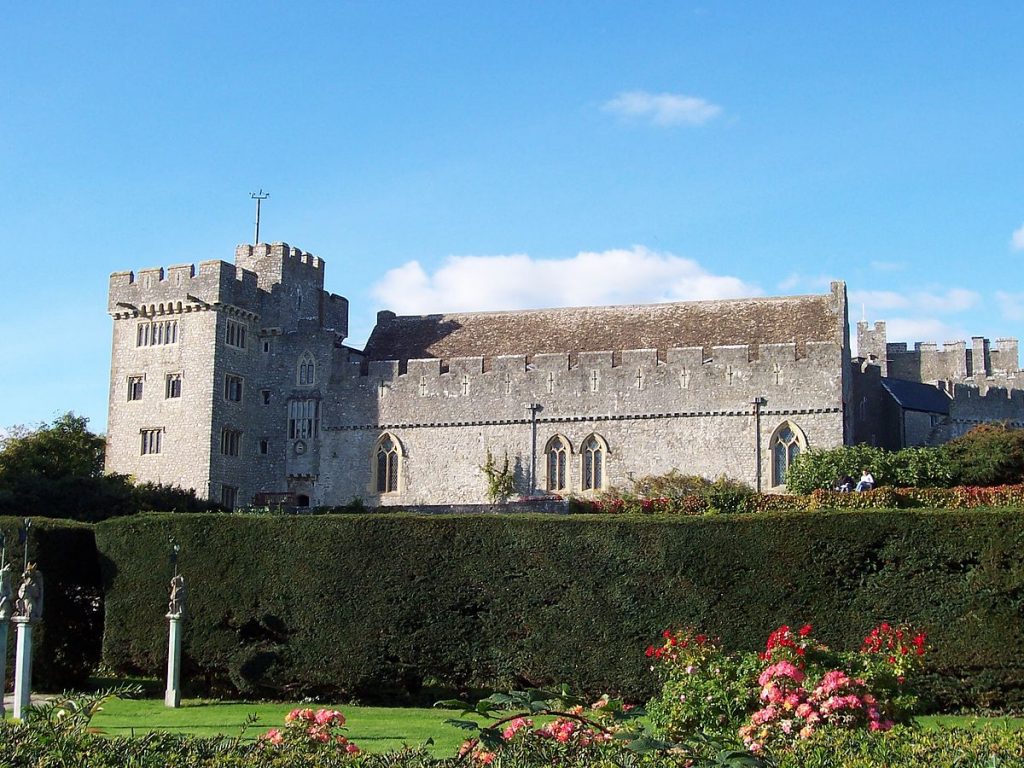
[
  {"x1": 165, "y1": 613, "x2": 183, "y2": 708},
  {"x1": 12, "y1": 616, "x2": 34, "y2": 720},
  {"x1": 0, "y1": 620, "x2": 8, "y2": 718}
]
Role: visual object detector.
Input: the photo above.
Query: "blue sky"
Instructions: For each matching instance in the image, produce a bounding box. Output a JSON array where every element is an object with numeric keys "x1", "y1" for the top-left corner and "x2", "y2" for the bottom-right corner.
[{"x1": 2, "y1": 2, "x2": 1023, "y2": 433}]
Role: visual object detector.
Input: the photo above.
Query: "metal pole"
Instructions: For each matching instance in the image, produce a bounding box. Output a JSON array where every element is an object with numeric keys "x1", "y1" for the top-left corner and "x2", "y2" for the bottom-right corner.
[
  {"x1": 752, "y1": 398, "x2": 765, "y2": 492},
  {"x1": 527, "y1": 404, "x2": 542, "y2": 494},
  {"x1": 250, "y1": 189, "x2": 269, "y2": 244}
]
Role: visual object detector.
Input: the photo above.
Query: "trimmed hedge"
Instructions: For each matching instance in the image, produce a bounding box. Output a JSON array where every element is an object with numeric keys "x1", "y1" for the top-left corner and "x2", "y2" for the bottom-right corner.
[
  {"x1": 1, "y1": 722, "x2": 1023, "y2": 767},
  {"x1": 0, "y1": 516, "x2": 103, "y2": 689},
  {"x1": 96, "y1": 510, "x2": 1024, "y2": 709}
]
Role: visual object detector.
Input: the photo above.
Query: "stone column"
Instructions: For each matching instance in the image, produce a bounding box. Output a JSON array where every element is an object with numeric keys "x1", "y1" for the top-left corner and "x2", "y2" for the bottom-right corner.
[
  {"x1": 12, "y1": 616, "x2": 34, "y2": 720},
  {"x1": 165, "y1": 613, "x2": 183, "y2": 708},
  {"x1": 0, "y1": 620, "x2": 8, "y2": 718}
]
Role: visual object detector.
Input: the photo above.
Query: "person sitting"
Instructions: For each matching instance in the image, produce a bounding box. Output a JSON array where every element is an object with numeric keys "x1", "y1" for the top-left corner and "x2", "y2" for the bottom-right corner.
[
  {"x1": 855, "y1": 469, "x2": 875, "y2": 492},
  {"x1": 834, "y1": 474, "x2": 854, "y2": 493}
]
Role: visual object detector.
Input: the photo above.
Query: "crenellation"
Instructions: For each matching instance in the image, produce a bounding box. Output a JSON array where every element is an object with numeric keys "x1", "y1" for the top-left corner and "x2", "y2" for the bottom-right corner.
[{"x1": 710, "y1": 345, "x2": 749, "y2": 366}]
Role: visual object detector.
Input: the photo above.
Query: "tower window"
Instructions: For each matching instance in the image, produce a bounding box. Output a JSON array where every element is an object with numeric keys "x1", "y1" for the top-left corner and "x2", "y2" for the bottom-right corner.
[
  {"x1": 297, "y1": 352, "x2": 316, "y2": 386},
  {"x1": 225, "y1": 374, "x2": 243, "y2": 402},
  {"x1": 225, "y1": 319, "x2": 246, "y2": 349},
  {"x1": 220, "y1": 427, "x2": 242, "y2": 457},
  {"x1": 288, "y1": 399, "x2": 320, "y2": 439},
  {"x1": 165, "y1": 373, "x2": 182, "y2": 399},
  {"x1": 127, "y1": 376, "x2": 144, "y2": 401},
  {"x1": 140, "y1": 428, "x2": 163, "y2": 455}
]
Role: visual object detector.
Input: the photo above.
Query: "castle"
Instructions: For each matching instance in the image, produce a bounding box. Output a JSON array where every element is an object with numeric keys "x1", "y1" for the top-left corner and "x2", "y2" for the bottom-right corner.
[{"x1": 106, "y1": 242, "x2": 1023, "y2": 508}]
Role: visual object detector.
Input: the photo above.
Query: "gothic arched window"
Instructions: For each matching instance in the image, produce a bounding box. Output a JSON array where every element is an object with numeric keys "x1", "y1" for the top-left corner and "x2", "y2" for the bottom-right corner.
[
  {"x1": 771, "y1": 421, "x2": 807, "y2": 487},
  {"x1": 545, "y1": 435, "x2": 571, "y2": 492},
  {"x1": 297, "y1": 352, "x2": 316, "y2": 386},
  {"x1": 375, "y1": 433, "x2": 402, "y2": 493},
  {"x1": 581, "y1": 434, "x2": 608, "y2": 491}
]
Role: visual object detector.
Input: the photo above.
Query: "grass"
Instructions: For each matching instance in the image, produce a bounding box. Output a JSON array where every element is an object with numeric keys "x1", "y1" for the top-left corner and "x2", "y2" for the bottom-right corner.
[
  {"x1": 29, "y1": 695, "x2": 1024, "y2": 758},
  {"x1": 89, "y1": 698, "x2": 472, "y2": 755}
]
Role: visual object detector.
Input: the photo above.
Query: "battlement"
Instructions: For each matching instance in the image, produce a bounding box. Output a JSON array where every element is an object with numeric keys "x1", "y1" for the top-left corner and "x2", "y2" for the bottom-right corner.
[
  {"x1": 347, "y1": 341, "x2": 844, "y2": 387},
  {"x1": 857, "y1": 319, "x2": 1019, "y2": 382},
  {"x1": 108, "y1": 259, "x2": 259, "y2": 316},
  {"x1": 235, "y1": 242, "x2": 325, "y2": 294}
]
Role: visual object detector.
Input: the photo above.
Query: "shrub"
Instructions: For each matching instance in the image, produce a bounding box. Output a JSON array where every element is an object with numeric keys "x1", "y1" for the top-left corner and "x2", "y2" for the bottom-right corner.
[
  {"x1": 0, "y1": 516, "x2": 103, "y2": 690},
  {"x1": 97, "y1": 510, "x2": 1024, "y2": 709},
  {"x1": 785, "y1": 445, "x2": 953, "y2": 494},
  {"x1": 942, "y1": 423, "x2": 1024, "y2": 487}
]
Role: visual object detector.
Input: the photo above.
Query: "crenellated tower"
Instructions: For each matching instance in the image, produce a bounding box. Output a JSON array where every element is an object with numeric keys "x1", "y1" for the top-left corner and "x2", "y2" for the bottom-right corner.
[{"x1": 106, "y1": 243, "x2": 348, "y2": 507}]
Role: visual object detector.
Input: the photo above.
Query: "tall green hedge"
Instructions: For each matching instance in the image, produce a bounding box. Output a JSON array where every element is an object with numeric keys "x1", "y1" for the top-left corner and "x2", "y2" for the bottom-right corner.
[
  {"x1": 96, "y1": 510, "x2": 1024, "y2": 709},
  {"x1": 0, "y1": 516, "x2": 103, "y2": 690}
]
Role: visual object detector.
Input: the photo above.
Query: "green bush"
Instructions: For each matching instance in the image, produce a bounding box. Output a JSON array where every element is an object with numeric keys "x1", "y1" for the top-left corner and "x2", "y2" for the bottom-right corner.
[
  {"x1": 96, "y1": 510, "x2": 1024, "y2": 710},
  {"x1": 778, "y1": 726, "x2": 1024, "y2": 767},
  {"x1": 942, "y1": 424, "x2": 1024, "y2": 487},
  {"x1": 0, "y1": 516, "x2": 103, "y2": 689},
  {"x1": 784, "y1": 445, "x2": 953, "y2": 494}
]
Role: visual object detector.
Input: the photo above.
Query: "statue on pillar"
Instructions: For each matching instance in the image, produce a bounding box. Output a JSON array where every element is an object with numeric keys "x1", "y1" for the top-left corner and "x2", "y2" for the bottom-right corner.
[
  {"x1": 168, "y1": 573, "x2": 187, "y2": 618},
  {"x1": 0, "y1": 563, "x2": 13, "y2": 621},
  {"x1": 15, "y1": 563, "x2": 43, "y2": 621}
]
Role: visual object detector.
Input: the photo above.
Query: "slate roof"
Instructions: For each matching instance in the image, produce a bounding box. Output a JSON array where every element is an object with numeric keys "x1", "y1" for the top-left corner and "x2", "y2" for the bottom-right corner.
[
  {"x1": 363, "y1": 285, "x2": 846, "y2": 363},
  {"x1": 880, "y1": 377, "x2": 952, "y2": 415}
]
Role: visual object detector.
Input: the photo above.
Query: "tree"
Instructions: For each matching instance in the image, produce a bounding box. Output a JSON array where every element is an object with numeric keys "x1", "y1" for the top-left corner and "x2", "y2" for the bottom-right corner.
[
  {"x1": 0, "y1": 412, "x2": 216, "y2": 521},
  {"x1": 941, "y1": 423, "x2": 1024, "y2": 487}
]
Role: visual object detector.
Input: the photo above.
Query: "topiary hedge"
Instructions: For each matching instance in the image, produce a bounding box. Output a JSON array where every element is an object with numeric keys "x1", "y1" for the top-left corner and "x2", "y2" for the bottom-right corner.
[
  {"x1": 0, "y1": 516, "x2": 103, "y2": 690},
  {"x1": 96, "y1": 510, "x2": 1024, "y2": 709}
]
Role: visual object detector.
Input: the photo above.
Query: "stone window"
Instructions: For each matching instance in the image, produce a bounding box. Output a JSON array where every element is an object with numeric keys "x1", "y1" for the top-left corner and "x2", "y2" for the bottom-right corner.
[
  {"x1": 297, "y1": 352, "x2": 316, "y2": 386},
  {"x1": 590, "y1": 370, "x2": 600, "y2": 392},
  {"x1": 545, "y1": 435, "x2": 570, "y2": 492},
  {"x1": 261, "y1": 389, "x2": 271, "y2": 405},
  {"x1": 770, "y1": 421, "x2": 807, "y2": 487},
  {"x1": 140, "y1": 428, "x2": 163, "y2": 455},
  {"x1": 220, "y1": 485, "x2": 238, "y2": 509},
  {"x1": 547, "y1": 372, "x2": 555, "y2": 394},
  {"x1": 165, "y1": 373, "x2": 182, "y2": 399},
  {"x1": 374, "y1": 433, "x2": 402, "y2": 494},
  {"x1": 127, "y1": 376, "x2": 144, "y2": 401},
  {"x1": 262, "y1": 339, "x2": 271, "y2": 353},
  {"x1": 136, "y1": 319, "x2": 178, "y2": 347},
  {"x1": 581, "y1": 434, "x2": 607, "y2": 491},
  {"x1": 224, "y1": 374, "x2": 243, "y2": 403},
  {"x1": 288, "y1": 399, "x2": 319, "y2": 439},
  {"x1": 259, "y1": 438, "x2": 269, "y2": 455},
  {"x1": 225, "y1": 319, "x2": 246, "y2": 349},
  {"x1": 679, "y1": 368, "x2": 690, "y2": 389},
  {"x1": 419, "y1": 376, "x2": 428, "y2": 397},
  {"x1": 504, "y1": 372, "x2": 512, "y2": 395},
  {"x1": 221, "y1": 427, "x2": 242, "y2": 457}
]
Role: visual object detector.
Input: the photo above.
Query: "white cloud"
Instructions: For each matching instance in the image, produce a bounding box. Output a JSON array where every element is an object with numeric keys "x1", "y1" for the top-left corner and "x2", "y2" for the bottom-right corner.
[
  {"x1": 1012, "y1": 224, "x2": 1024, "y2": 251},
  {"x1": 775, "y1": 273, "x2": 836, "y2": 294},
  {"x1": 371, "y1": 246, "x2": 759, "y2": 315},
  {"x1": 850, "y1": 288, "x2": 979, "y2": 315},
  {"x1": 880, "y1": 317, "x2": 969, "y2": 346},
  {"x1": 996, "y1": 291, "x2": 1024, "y2": 322},
  {"x1": 602, "y1": 90, "x2": 722, "y2": 126}
]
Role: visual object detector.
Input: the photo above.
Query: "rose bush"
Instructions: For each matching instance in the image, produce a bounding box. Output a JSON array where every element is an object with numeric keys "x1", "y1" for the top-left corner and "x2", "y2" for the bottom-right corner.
[{"x1": 647, "y1": 621, "x2": 928, "y2": 756}]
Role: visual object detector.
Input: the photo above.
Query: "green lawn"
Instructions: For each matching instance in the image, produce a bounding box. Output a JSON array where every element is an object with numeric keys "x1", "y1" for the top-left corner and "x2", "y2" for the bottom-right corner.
[
  {"x1": 42, "y1": 697, "x2": 1024, "y2": 758},
  {"x1": 90, "y1": 698, "x2": 472, "y2": 755}
]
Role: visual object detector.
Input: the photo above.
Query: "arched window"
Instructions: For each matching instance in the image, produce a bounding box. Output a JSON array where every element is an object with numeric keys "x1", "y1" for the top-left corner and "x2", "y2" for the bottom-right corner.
[
  {"x1": 374, "y1": 433, "x2": 402, "y2": 493},
  {"x1": 771, "y1": 421, "x2": 807, "y2": 487},
  {"x1": 581, "y1": 434, "x2": 608, "y2": 491},
  {"x1": 545, "y1": 435, "x2": 571, "y2": 492},
  {"x1": 297, "y1": 352, "x2": 316, "y2": 386}
]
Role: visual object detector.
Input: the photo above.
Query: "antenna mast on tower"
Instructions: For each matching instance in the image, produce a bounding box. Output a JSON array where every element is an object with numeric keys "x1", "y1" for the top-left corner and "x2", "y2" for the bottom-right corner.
[{"x1": 250, "y1": 189, "x2": 270, "y2": 244}]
